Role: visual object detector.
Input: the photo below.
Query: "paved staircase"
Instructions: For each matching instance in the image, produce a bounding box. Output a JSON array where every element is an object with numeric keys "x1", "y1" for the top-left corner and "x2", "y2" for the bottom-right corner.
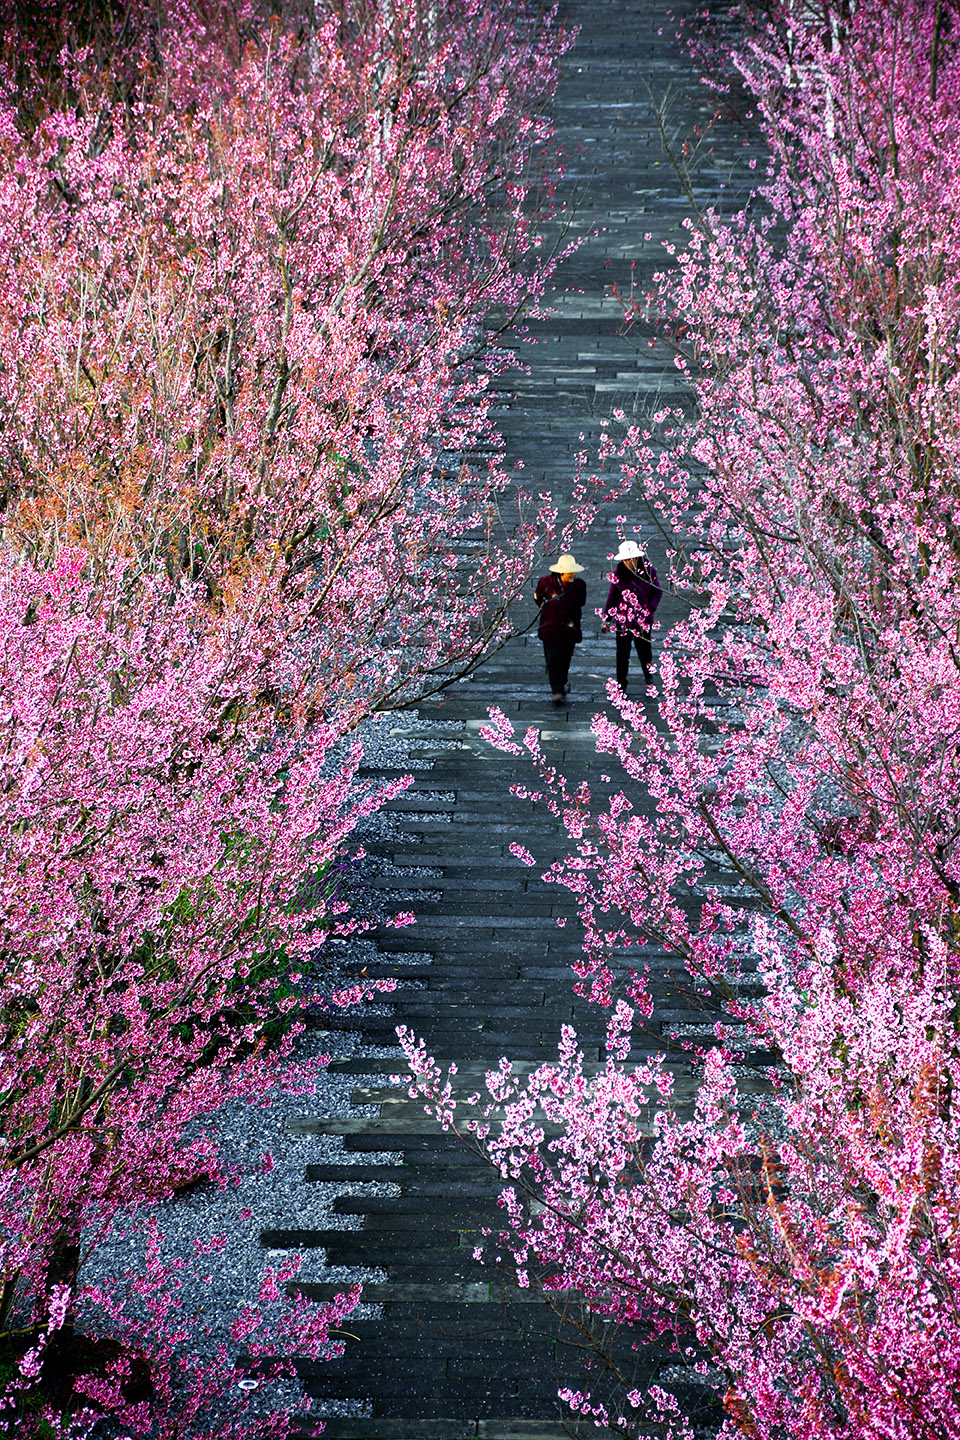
[{"x1": 268, "y1": 3, "x2": 756, "y2": 1436}]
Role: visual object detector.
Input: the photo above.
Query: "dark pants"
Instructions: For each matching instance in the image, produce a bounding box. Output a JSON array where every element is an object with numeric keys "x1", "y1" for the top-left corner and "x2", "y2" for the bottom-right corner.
[
  {"x1": 543, "y1": 639, "x2": 575, "y2": 695},
  {"x1": 616, "y1": 630, "x2": 652, "y2": 685}
]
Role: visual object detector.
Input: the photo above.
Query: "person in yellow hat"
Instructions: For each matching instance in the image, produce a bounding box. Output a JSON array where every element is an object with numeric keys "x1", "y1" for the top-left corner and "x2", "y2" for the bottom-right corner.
[{"x1": 534, "y1": 554, "x2": 586, "y2": 705}]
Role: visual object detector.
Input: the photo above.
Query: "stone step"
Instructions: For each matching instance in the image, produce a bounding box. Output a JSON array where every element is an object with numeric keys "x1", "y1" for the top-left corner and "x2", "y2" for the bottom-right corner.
[
  {"x1": 292, "y1": 1281, "x2": 561, "y2": 1305},
  {"x1": 262, "y1": 1221, "x2": 490, "y2": 1248},
  {"x1": 376, "y1": 900, "x2": 582, "y2": 919},
  {"x1": 325, "y1": 1055, "x2": 679, "y2": 1077},
  {"x1": 285, "y1": 1113, "x2": 657, "y2": 1140},
  {"x1": 331, "y1": 1134, "x2": 474, "y2": 1154},
  {"x1": 304, "y1": 1418, "x2": 609, "y2": 1439},
  {"x1": 370, "y1": 935, "x2": 582, "y2": 954},
  {"x1": 351, "y1": 1080, "x2": 698, "y2": 1106},
  {"x1": 325, "y1": 1180, "x2": 499, "y2": 1202},
  {"x1": 331, "y1": 1196, "x2": 503, "y2": 1220}
]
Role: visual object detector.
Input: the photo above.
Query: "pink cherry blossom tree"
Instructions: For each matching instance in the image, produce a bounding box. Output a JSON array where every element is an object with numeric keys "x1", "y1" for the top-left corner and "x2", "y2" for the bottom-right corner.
[
  {"x1": 2, "y1": 1231, "x2": 363, "y2": 1437},
  {"x1": 0, "y1": 0, "x2": 570, "y2": 1427},
  {"x1": 0, "y1": 0, "x2": 568, "y2": 716},
  {"x1": 404, "y1": 3, "x2": 960, "y2": 1436},
  {"x1": 0, "y1": 548, "x2": 406, "y2": 1428}
]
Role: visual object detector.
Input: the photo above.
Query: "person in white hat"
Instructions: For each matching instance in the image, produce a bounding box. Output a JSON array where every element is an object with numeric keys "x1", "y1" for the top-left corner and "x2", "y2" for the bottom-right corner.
[
  {"x1": 601, "y1": 539, "x2": 662, "y2": 689},
  {"x1": 534, "y1": 554, "x2": 587, "y2": 705}
]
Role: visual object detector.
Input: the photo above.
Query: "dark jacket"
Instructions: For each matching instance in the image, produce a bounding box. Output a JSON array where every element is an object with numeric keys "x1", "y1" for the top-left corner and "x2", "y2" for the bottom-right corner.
[
  {"x1": 535, "y1": 573, "x2": 586, "y2": 644},
  {"x1": 604, "y1": 560, "x2": 662, "y2": 635}
]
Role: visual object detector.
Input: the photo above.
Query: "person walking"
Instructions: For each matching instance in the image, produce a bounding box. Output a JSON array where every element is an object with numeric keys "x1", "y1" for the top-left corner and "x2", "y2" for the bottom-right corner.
[
  {"x1": 601, "y1": 540, "x2": 662, "y2": 689},
  {"x1": 535, "y1": 554, "x2": 586, "y2": 705}
]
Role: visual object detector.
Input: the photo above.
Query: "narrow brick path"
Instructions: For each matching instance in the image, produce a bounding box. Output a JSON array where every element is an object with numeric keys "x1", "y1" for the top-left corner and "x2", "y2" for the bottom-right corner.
[{"x1": 272, "y1": 5, "x2": 750, "y2": 1437}]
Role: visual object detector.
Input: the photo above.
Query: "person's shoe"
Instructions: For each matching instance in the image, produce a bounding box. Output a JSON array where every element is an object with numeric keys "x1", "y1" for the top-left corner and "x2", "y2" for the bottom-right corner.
[{"x1": 551, "y1": 692, "x2": 565, "y2": 706}]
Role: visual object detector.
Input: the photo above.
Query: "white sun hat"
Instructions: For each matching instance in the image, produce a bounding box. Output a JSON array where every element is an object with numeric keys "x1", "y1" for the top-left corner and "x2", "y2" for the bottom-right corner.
[
  {"x1": 548, "y1": 553, "x2": 585, "y2": 574},
  {"x1": 613, "y1": 540, "x2": 646, "y2": 562}
]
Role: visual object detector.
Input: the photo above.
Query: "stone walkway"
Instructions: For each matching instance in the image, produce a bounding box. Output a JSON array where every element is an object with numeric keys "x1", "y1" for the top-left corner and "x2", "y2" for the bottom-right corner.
[{"x1": 270, "y1": 4, "x2": 753, "y2": 1437}]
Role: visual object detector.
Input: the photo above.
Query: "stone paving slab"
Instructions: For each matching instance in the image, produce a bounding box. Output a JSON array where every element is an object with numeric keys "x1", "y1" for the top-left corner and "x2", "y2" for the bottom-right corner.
[{"x1": 296, "y1": 1422, "x2": 610, "y2": 1440}]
